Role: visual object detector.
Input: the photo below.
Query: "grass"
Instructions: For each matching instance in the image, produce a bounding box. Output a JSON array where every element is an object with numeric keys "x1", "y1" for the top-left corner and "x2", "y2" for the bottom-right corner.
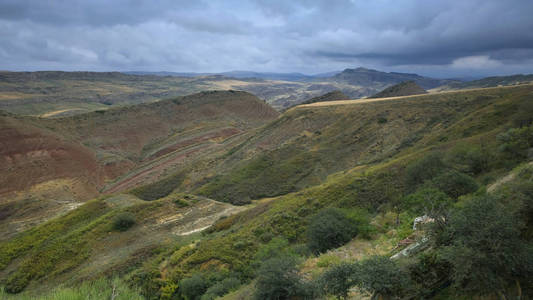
[
  {"x1": 2, "y1": 84, "x2": 533, "y2": 298},
  {"x1": 195, "y1": 85, "x2": 533, "y2": 205},
  {"x1": 0, "y1": 278, "x2": 142, "y2": 300},
  {"x1": 161, "y1": 84, "x2": 533, "y2": 288}
]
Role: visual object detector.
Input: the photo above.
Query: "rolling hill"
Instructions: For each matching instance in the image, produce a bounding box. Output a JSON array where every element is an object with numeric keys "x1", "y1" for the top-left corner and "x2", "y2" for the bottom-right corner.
[
  {"x1": 1, "y1": 81, "x2": 532, "y2": 299},
  {"x1": 0, "y1": 69, "x2": 460, "y2": 115},
  {"x1": 0, "y1": 91, "x2": 278, "y2": 240}
]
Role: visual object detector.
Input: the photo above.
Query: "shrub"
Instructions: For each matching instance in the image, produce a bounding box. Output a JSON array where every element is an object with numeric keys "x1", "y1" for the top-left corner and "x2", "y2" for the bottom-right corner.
[
  {"x1": 253, "y1": 237, "x2": 293, "y2": 263},
  {"x1": 357, "y1": 256, "x2": 411, "y2": 298},
  {"x1": 497, "y1": 126, "x2": 533, "y2": 161},
  {"x1": 446, "y1": 144, "x2": 490, "y2": 174},
  {"x1": 408, "y1": 251, "x2": 452, "y2": 298},
  {"x1": 430, "y1": 170, "x2": 478, "y2": 199},
  {"x1": 438, "y1": 195, "x2": 532, "y2": 297},
  {"x1": 401, "y1": 188, "x2": 452, "y2": 216},
  {"x1": 254, "y1": 256, "x2": 307, "y2": 300},
  {"x1": 130, "y1": 172, "x2": 185, "y2": 201},
  {"x1": 343, "y1": 208, "x2": 374, "y2": 238},
  {"x1": 306, "y1": 208, "x2": 358, "y2": 254},
  {"x1": 179, "y1": 274, "x2": 209, "y2": 300},
  {"x1": 406, "y1": 153, "x2": 447, "y2": 189},
  {"x1": 318, "y1": 262, "x2": 359, "y2": 299},
  {"x1": 112, "y1": 212, "x2": 136, "y2": 231},
  {"x1": 201, "y1": 277, "x2": 241, "y2": 300}
]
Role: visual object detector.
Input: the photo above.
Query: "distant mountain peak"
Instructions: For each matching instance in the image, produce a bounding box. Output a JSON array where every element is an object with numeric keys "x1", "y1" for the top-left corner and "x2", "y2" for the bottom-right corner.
[{"x1": 342, "y1": 67, "x2": 377, "y2": 73}]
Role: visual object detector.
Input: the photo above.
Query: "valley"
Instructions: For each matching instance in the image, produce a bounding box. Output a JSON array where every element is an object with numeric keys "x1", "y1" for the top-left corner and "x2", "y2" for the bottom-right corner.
[
  {"x1": 1, "y1": 75, "x2": 532, "y2": 299},
  {"x1": 0, "y1": 68, "x2": 459, "y2": 116}
]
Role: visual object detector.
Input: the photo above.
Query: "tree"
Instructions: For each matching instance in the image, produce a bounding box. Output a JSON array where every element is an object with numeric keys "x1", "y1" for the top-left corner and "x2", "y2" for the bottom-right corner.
[
  {"x1": 357, "y1": 256, "x2": 411, "y2": 298},
  {"x1": 318, "y1": 262, "x2": 359, "y2": 299},
  {"x1": 307, "y1": 208, "x2": 358, "y2": 254},
  {"x1": 254, "y1": 256, "x2": 306, "y2": 300},
  {"x1": 438, "y1": 195, "x2": 531, "y2": 297}
]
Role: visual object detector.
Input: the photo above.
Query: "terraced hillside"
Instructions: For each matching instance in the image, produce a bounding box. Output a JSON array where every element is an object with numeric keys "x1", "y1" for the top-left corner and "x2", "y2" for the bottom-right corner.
[
  {"x1": 1, "y1": 84, "x2": 532, "y2": 299},
  {"x1": 0, "y1": 91, "x2": 278, "y2": 239}
]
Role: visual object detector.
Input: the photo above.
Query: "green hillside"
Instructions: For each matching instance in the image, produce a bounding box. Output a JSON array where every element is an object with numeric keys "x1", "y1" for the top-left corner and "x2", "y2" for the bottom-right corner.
[{"x1": 1, "y1": 84, "x2": 532, "y2": 299}]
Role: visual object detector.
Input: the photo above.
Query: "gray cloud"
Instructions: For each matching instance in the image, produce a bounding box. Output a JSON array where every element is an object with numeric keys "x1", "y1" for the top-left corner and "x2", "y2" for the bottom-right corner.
[{"x1": 0, "y1": 0, "x2": 532, "y2": 77}]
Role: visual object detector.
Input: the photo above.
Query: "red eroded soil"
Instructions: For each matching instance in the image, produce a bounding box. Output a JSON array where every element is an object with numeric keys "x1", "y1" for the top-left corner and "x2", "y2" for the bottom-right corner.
[
  {"x1": 147, "y1": 127, "x2": 241, "y2": 160},
  {"x1": 0, "y1": 116, "x2": 103, "y2": 195}
]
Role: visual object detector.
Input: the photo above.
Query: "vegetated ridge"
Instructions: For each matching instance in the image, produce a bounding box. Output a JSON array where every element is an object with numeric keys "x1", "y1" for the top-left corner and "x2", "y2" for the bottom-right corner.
[
  {"x1": 1, "y1": 84, "x2": 533, "y2": 299},
  {"x1": 369, "y1": 80, "x2": 427, "y2": 98},
  {"x1": 300, "y1": 90, "x2": 348, "y2": 105}
]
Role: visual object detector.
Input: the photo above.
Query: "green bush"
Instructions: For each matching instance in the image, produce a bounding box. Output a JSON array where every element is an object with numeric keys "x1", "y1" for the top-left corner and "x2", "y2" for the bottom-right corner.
[
  {"x1": 130, "y1": 172, "x2": 185, "y2": 201},
  {"x1": 401, "y1": 188, "x2": 452, "y2": 216},
  {"x1": 128, "y1": 268, "x2": 163, "y2": 300},
  {"x1": 112, "y1": 212, "x2": 136, "y2": 231},
  {"x1": 254, "y1": 256, "x2": 307, "y2": 300},
  {"x1": 437, "y1": 194, "x2": 532, "y2": 297},
  {"x1": 406, "y1": 153, "x2": 447, "y2": 189},
  {"x1": 446, "y1": 144, "x2": 490, "y2": 174},
  {"x1": 408, "y1": 251, "x2": 452, "y2": 298},
  {"x1": 200, "y1": 277, "x2": 241, "y2": 300},
  {"x1": 253, "y1": 237, "x2": 294, "y2": 263},
  {"x1": 357, "y1": 256, "x2": 412, "y2": 298},
  {"x1": 497, "y1": 125, "x2": 533, "y2": 161},
  {"x1": 430, "y1": 170, "x2": 478, "y2": 199},
  {"x1": 306, "y1": 208, "x2": 358, "y2": 254},
  {"x1": 318, "y1": 262, "x2": 359, "y2": 299},
  {"x1": 179, "y1": 274, "x2": 209, "y2": 300}
]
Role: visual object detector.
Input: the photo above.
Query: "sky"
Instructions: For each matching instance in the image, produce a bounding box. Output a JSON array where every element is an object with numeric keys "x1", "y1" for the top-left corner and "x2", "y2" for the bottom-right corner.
[{"x1": 1, "y1": 0, "x2": 533, "y2": 78}]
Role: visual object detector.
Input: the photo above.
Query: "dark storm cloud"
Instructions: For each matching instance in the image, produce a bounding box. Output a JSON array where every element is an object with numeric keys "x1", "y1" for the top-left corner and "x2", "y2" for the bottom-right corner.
[{"x1": 1, "y1": 0, "x2": 532, "y2": 77}]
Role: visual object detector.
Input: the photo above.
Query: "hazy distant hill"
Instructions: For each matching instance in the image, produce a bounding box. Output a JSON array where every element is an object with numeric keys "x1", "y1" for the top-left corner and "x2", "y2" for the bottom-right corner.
[
  {"x1": 369, "y1": 81, "x2": 427, "y2": 98},
  {"x1": 126, "y1": 70, "x2": 335, "y2": 81},
  {"x1": 330, "y1": 67, "x2": 456, "y2": 89},
  {"x1": 0, "y1": 69, "x2": 462, "y2": 115},
  {"x1": 444, "y1": 74, "x2": 533, "y2": 89}
]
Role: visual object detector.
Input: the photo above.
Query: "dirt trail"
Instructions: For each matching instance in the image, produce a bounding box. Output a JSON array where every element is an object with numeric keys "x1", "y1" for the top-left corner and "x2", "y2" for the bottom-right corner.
[
  {"x1": 487, "y1": 161, "x2": 533, "y2": 193},
  {"x1": 296, "y1": 83, "x2": 533, "y2": 108}
]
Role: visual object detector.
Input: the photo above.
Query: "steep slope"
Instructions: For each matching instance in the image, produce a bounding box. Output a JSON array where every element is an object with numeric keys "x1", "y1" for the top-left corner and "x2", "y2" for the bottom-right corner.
[
  {"x1": 369, "y1": 81, "x2": 427, "y2": 98},
  {"x1": 0, "y1": 91, "x2": 279, "y2": 239},
  {"x1": 331, "y1": 67, "x2": 454, "y2": 90},
  {"x1": 156, "y1": 84, "x2": 533, "y2": 298},
  {"x1": 183, "y1": 84, "x2": 532, "y2": 204},
  {"x1": 0, "y1": 112, "x2": 103, "y2": 240},
  {"x1": 3, "y1": 84, "x2": 531, "y2": 297},
  {"x1": 0, "y1": 112, "x2": 102, "y2": 196}
]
